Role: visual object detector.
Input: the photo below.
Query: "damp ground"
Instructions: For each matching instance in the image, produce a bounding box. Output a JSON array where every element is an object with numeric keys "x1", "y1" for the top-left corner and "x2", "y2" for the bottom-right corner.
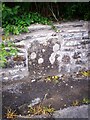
[{"x1": 2, "y1": 75, "x2": 89, "y2": 119}]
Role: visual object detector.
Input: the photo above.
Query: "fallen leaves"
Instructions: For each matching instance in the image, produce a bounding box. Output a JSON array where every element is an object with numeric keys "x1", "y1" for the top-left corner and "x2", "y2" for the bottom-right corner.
[
  {"x1": 72, "y1": 100, "x2": 79, "y2": 106},
  {"x1": 81, "y1": 70, "x2": 90, "y2": 77},
  {"x1": 45, "y1": 75, "x2": 59, "y2": 83}
]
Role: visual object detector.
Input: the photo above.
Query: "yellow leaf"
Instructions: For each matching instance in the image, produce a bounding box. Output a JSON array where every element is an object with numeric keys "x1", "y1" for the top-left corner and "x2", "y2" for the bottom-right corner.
[
  {"x1": 47, "y1": 77, "x2": 51, "y2": 81},
  {"x1": 54, "y1": 76, "x2": 59, "y2": 79},
  {"x1": 81, "y1": 70, "x2": 90, "y2": 77},
  {"x1": 72, "y1": 100, "x2": 79, "y2": 106}
]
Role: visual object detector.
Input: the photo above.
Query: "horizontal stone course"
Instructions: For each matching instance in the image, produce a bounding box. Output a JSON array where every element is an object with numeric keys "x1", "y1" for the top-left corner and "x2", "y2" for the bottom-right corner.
[
  {"x1": 1, "y1": 21, "x2": 90, "y2": 81},
  {"x1": 28, "y1": 21, "x2": 89, "y2": 79}
]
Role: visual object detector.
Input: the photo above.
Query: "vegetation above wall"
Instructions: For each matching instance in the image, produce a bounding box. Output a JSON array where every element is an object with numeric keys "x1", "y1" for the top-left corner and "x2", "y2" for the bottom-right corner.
[
  {"x1": 0, "y1": 40, "x2": 18, "y2": 68},
  {"x1": 2, "y1": 4, "x2": 50, "y2": 35},
  {"x1": 2, "y1": 2, "x2": 90, "y2": 35}
]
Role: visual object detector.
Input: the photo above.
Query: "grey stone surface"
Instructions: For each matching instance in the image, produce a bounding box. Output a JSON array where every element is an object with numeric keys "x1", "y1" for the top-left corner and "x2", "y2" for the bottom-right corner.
[
  {"x1": 1, "y1": 21, "x2": 90, "y2": 81},
  {"x1": 27, "y1": 21, "x2": 89, "y2": 79},
  {"x1": 53, "y1": 104, "x2": 89, "y2": 118},
  {"x1": 1, "y1": 21, "x2": 90, "y2": 119},
  {"x1": 17, "y1": 105, "x2": 89, "y2": 119}
]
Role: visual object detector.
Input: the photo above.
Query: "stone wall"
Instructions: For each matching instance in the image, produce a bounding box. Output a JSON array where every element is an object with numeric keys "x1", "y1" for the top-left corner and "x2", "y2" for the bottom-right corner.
[
  {"x1": 1, "y1": 21, "x2": 90, "y2": 81},
  {"x1": 28, "y1": 21, "x2": 90, "y2": 78}
]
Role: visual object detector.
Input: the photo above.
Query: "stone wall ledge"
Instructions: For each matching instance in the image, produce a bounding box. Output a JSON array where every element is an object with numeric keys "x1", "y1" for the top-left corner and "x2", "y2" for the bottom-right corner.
[{"x1": 1, "y1": 21, "x2": 90, "y2": 81}]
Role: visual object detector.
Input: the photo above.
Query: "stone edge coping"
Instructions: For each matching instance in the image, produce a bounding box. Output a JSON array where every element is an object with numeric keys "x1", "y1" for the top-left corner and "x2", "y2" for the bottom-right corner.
[
  {"x1": 17, "y1": 104, "x2": 89, "y2": 119},
  {"x1": 0, "y1": 21, "x2": 89, "y2": 42}
]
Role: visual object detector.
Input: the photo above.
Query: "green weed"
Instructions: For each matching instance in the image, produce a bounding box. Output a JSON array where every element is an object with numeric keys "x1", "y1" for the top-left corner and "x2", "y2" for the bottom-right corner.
[
  {"x1": 2, "y1": 4, "x2": 50, "y2": 35},
  {"x1": 0, "y1": 39, "x2": 18, "y2": 68},
  {"x1": 28, "y1": 104, "x2": 55, "y2": 116},
  {"x1": 82, "y1": 98, "x2": 90, "y2": 104}
]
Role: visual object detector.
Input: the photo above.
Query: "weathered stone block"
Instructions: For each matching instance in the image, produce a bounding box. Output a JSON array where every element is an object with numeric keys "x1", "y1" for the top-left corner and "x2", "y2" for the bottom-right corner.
[
  {"x1": 28, "y1": 39, "x2": 60, "y2": 78},
  {"x1": 28, "y1": 21, "x2": 89, "y2": 79},
  {"x1": 1, "y1": 21, "x2": 89, "y2": 81}
]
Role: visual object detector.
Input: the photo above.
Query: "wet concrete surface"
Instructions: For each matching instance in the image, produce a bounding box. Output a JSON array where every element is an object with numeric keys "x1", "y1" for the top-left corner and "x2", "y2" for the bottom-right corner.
[{"x1": 2, "y1": 76, "x2": 89, "y2": 119}]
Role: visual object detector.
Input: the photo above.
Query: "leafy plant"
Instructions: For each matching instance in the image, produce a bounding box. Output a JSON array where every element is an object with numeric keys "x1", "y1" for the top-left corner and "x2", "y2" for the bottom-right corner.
[
  {"x1": 50, "y1": 23, "x2": 59, "y2": 33},
  {"x1": 0, "y1": 39, "x2": 18, "y2": 68},
  {"x1": 72, "y1": 98, "x2": 90, "y2": 107},
  {"x1": 2, "y1": 4, "x2": 51, "y2": 35},
  {"x1": 2, "y1": 3, "x2": 90, "y2": 35},
  {"x1": 82, "y1": 98, "x2": 90, "y2": 104},
  {"x1": 72, "y1": 100, "x2": 79, "y2": 106},
  {"x1": 28, "y1": 104, "x2": 55, "y2": 116},
  {"x1": 5, "y1": 107, "x2": 17, "y2": 119}
]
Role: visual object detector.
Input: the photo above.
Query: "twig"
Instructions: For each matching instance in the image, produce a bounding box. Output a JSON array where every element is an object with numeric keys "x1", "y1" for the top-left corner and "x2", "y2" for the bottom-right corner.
[{"x1": 48, "y1": 4, "x2": 59, "y2": 22}]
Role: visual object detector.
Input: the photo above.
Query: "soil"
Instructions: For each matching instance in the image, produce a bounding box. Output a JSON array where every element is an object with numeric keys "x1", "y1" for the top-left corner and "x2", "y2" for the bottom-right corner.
[{"x1": 2, "y1": 75, "x2": 89, "y2": 119}]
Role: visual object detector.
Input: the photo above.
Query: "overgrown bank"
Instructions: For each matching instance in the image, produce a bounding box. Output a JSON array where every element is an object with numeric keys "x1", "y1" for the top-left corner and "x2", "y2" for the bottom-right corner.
[{"x1": 2, "y1": 2, "x2": 90, "y2": 35}]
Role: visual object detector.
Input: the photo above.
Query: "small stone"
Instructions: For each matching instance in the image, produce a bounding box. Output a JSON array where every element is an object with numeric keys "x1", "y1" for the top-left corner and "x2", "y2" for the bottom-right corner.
[
  {"x1": 49, "y1": 53, "x2": 56, "y2": 64},
  {"x1": 38, "y1": 58, "x2": 44, "y2": 64},
  {"x1": 31, "y1": 79, "x2": 36, "y2": 82},
  {"x1": 57, "y1": 56, "x2": 61, "y2": 62},
  {"x1": 30, "y1": 52, "x2": 37, "y2": 60},
  {"x1": 53, "y1": 43, "x2": 60, "y2": 52},
  {"x1": 38, "y1": 72, "x2": 41, "y2": 75},
  {"x1": 72, "y1": 52, "x2": 81, "y2": 59},
  {"x1": 29, "y1": 61, "x2": 32, "y2": 65},
  {"x1": 33, "y1": 71, "x2": 36, "y2": 74},
  {"x1": 62, "y1": 55, "x2": 70, "y2": 64},
  {"x1": 12, "y1": 75, "x2": 20, "y2": 80},
  {"x1": 76, "y1": 60, "x2": 84, "y2": 64},
  {"x1": 28, "y1": 98, "x2": 41, "y2": 107},
  {"x1": 71, "y1": 86, "x2": 73, "y2": 88},
  {"x1": 61, "y1": 98, "x2": 63, "y2": 101},
  {"x1": 66, "y1": 83, "x2": 68, "y2": 86},
  {"x1": 42, "y1": 49, "x2": 45, "y2": 52},
  {"x1": 57, "y1": 51, "x2": 61, "y2": 55},
  {"x1": 3, "y1": 77, "x2": 8, "y2": 80},
  {"x1": 63, "y1": 81, "x2": 66, "y2": 83},
  {"x1": 49, "y1": 57, "x2": 55, "y2": 64}
]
